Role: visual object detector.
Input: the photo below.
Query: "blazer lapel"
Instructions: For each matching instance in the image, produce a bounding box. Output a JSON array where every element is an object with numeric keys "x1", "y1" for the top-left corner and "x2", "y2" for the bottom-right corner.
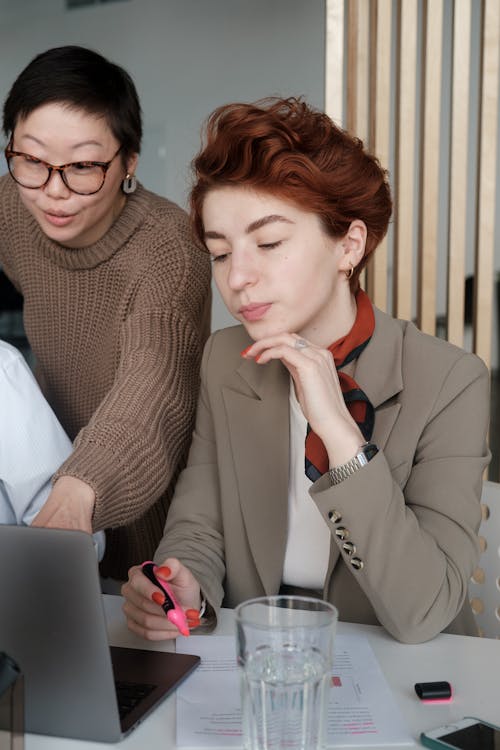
[
  {"x1": 324, "y1": 308, "x2": 405, "y2": 591},
  {"x1": 353, "y1": 307, "x2": 404, "y2": 449},
  {"x1": 222, "y1": 309, "x2": 404, "y2": 595},
  {"x1": 222, "y1": 357, "x2": 290, "y2": 595}
]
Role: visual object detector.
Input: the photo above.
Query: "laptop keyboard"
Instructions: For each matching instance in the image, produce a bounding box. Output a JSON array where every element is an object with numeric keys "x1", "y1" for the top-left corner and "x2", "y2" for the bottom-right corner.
[{"x1": 115, "y1": 680, "x2": 157, "y2": 720}]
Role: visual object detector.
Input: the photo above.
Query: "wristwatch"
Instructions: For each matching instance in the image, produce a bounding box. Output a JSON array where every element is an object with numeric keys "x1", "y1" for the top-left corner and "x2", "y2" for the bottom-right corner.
[{"x1": 327, "y1": 442, "x2": 379, "y2": 486}]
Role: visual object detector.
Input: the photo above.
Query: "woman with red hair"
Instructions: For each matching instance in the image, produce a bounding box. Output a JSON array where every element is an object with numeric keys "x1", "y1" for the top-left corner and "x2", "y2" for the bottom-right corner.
[{"x1": 123, "y1": 98, "x2": 489, "y2": 643}]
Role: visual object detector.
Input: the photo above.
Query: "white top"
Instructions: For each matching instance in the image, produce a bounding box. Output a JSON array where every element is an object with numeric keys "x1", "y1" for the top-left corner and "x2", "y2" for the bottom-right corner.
[
  {"x1": 282, "y1": 379, "x2": 330, "y2": 589},
  {"x1": 0, "y1": 340, "x2": 104, "y2": 556}
]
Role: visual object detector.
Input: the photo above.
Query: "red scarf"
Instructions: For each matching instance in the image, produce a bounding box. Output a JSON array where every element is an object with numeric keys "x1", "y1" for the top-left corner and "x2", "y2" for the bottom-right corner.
[{"x1": 305, "y1": 289, "x2": 375, "y2": 481}]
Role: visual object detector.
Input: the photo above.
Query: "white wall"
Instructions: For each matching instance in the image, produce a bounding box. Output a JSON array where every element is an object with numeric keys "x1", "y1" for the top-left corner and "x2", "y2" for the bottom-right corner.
[{"x1": 0, "y1": 0, "x2": 326, "y2": 330}]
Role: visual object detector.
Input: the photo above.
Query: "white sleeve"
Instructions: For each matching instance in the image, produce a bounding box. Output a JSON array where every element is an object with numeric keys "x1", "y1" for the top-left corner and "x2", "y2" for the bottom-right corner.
[{"x1": 0, "y1": 345, "x2": 72, "y2": 525}]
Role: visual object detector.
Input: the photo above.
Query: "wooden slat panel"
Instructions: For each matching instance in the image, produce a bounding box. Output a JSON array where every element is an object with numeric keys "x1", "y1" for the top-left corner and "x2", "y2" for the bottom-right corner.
[
  {"x1": 367, "y1": 0, "x2": 392, "y2": 311},
  {"x1": 355, "y1": 0, "x2": 371, "y2": 142},
  {"x1": 394, "y1": 0, "x2": 418, "y2": 321},
  {"x1": 346, "y1": 0, "x2": 359, "y2": 133},
  {"x1": 346, "y1": 0, "x2": 371, "y2": 295},
  {"x1": 346, "y1": 0, "x2": 371, "y2": 138},
  {"x1": 474, "y1": 0, "x2": 500, "y2": 370},
  {"x1": 325, "y1": 0, "x2": 344, "y2": 125},
  {"x1": 417, "y1": 0, "x2": 444, "y2": 335},
  {"x1": 447, "y1": 0, "x2": 472, "y2": 347}
]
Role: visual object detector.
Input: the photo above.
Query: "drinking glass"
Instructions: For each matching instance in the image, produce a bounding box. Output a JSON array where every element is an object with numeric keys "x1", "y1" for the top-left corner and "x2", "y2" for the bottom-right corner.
[{"x1": 235, "y1": 595, "x2": 338, "y2": 750}]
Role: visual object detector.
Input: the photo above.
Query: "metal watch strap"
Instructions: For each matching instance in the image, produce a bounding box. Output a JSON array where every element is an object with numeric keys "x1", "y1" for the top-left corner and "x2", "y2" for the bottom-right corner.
[{"x1": 328, "y1": 442, "x2": 378, "y2": 486}]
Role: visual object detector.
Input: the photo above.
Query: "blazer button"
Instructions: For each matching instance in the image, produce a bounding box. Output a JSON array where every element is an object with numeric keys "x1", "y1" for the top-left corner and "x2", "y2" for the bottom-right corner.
[
  {"x1": 350, "y1": 557, "x2": 364, "y2": 570},
  {"x1": 328, "y1": 510, "x2": 342, "y2": 524},
  {"x1": 335, "y1": 526, "x2": 349, "y2": 540},
  {"x1": 342, "y1": 541, "x2": 356, "y2": 555}
]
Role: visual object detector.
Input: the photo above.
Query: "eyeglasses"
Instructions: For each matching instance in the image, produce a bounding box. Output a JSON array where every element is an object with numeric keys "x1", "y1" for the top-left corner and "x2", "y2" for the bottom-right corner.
[{"x1": 4, "y1": 145, "x2": 122, "y2": 195}]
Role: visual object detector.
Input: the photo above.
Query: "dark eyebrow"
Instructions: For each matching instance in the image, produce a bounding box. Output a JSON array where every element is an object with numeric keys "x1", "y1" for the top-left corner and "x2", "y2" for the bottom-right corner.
[
  {"x1": 204, "y1": 214, "x2": 294, "y2": 242},
  {"x1": 246, "y1": 214, "x2": 295, "y2": 233},
  {"x1": 204, "y1": 230, "x2": 226, "y2": 241},
  {"x1": 21, "y1": 134, "x2": 104, "y2": 150}
]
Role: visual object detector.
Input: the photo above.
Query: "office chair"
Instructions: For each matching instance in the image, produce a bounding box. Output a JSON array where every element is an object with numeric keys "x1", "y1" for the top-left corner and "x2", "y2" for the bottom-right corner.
[{"x1": 469, "y1": 481, "x2": 500, "y2": 638}]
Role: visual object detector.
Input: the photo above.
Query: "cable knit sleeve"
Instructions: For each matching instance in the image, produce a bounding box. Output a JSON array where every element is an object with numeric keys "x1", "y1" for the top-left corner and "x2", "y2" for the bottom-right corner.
[
  {"x1": 52, "y1": 203, "x2": 211, "y2": 531},
  {"x1": 0, "y1": 176, "x2": 21, "y2": 289},
  {"x1": 56, "y1": 306, "x2": 205, "y2": 529}
]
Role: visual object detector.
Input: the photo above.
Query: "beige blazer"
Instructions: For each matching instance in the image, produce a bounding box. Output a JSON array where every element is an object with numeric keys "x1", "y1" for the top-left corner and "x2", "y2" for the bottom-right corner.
[{"x1": 157, "y1": 308, "x2": 490, "y2": 643}]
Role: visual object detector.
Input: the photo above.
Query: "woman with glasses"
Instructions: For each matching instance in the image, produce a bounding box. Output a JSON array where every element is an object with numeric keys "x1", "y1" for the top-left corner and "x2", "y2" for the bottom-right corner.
[
  {"x1": 0, "y1": 46, "x2": 211, "y2": 582},
  {"x1": 122, "y1": 98, "x2": 489, "y2": 643}
]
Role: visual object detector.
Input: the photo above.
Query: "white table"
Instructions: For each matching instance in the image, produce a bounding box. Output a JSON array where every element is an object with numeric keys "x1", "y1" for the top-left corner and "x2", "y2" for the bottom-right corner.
[{"x1": 26, "y1": 594, "x2": 500, "y2": 749}]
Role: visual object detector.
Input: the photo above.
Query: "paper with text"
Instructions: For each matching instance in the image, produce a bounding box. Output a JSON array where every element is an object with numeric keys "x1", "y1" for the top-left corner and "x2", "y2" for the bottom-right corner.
[{"x1": 176, "y1": 633, "x2": 413, "y2": 747}]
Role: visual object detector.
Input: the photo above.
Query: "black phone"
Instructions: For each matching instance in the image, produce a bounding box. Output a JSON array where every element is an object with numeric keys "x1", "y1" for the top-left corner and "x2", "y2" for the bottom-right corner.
[{"x1": 421, "y1": 716, "x2": 500, "y2": 749}]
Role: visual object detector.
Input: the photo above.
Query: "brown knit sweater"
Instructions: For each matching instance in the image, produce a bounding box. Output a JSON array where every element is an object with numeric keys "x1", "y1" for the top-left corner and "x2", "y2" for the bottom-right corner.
[{"x1": 0, "y1": 174, "x2": 211, "y2": 579}]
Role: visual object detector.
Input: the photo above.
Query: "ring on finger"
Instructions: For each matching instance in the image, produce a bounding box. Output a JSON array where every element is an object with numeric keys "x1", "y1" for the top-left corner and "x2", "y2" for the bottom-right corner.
[{"x1": 294, "y1": 338, "x2": 309, "y2": 350}]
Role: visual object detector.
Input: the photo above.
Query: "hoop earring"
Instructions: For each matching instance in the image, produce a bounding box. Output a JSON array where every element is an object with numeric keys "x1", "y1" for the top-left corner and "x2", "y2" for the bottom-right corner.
[
  {"x1": 345, "y1": 262, "x2": 354, "y2": 280},
  {"x1": 122, "y1": 173, "x2": 137, "y2": 194}
]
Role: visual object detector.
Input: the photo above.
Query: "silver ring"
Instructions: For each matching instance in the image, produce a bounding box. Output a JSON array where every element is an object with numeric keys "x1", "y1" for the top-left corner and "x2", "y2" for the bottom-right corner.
[{"x1": 294, "y1": 338, "x2": 309, "y2": 350}]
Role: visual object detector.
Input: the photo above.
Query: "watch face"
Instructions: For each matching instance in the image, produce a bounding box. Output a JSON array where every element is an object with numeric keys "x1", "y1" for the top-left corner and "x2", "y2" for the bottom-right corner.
[{"x1": 361, "y1": 443, "x2": 378, "y2": 461}]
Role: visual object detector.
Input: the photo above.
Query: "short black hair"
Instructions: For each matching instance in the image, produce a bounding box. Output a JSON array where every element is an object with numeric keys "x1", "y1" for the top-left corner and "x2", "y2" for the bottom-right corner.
[{"x1": 3, "y1": 45, "x2": 142, "y2": 158}]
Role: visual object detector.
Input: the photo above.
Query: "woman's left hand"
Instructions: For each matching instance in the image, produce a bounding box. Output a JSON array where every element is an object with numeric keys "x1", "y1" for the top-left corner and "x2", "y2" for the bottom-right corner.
[
  {"x1": 242, "y1": 334, "x2": 363, "y2": 465},
  {"x1": 31, "y1": 475, "x2": 95, "y2": 533}
]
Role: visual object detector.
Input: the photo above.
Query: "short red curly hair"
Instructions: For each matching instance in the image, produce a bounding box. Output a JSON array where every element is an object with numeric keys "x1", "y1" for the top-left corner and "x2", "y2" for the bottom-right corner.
[{"x1": 190, "y1": 97, "x2": 392, "y2": 290}]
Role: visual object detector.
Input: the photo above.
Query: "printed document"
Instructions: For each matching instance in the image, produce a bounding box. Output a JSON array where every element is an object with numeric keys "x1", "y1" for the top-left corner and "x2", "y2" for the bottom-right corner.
[{"x1": 176, "y1": 633, "x2": 413, "y2": 747}]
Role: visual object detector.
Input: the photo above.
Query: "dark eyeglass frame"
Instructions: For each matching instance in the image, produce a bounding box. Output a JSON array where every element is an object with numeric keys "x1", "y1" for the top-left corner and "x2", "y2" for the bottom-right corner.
[{"x1": 4, "y1": 144, "x2": 122, "y2": 195}]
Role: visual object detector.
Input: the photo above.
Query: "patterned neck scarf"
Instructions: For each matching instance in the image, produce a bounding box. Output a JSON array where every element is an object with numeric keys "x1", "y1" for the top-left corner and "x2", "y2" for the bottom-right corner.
[{"x1": 304, "y1": 289, "x2": 375, "y2": 481}]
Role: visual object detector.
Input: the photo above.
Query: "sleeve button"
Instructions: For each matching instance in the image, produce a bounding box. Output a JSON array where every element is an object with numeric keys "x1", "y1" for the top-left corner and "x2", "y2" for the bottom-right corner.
[
  {"x1": 335, "y1": 526, "x2": 349, "y2": 540},
  {"x1": 328, "y1": 510, "x2": 342, "y2": 524},
  {"x1": 350, "y1": 557, "x2": 364, "y2": 570},
  {"x1": 342, "y1": 541, "x2": 356, "y2": 555}
]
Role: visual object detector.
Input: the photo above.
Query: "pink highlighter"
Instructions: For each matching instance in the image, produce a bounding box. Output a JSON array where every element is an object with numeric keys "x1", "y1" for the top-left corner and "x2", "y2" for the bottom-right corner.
[{"x1": 141, "y1": 561, "x2": 190, "y2": 637}]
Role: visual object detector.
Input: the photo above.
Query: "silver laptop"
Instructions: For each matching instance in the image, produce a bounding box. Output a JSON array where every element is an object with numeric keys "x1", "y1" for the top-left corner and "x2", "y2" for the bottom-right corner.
[{"x1": 0, "y1": 525, "x2": 200, "y2": 742}]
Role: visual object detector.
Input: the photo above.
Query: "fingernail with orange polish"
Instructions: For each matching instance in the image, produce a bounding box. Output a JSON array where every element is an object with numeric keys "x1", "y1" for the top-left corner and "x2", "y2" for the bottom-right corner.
[
  {"x1": 152, "y1": 591, "x2": 165, "y2": 606},
  {"x1": 156, "y1": 566, "x2": 171, "y2": 580},
  {"x1": 240, "y1": 345, "x2": 253, "y2": 357},
  {"x1": 185, "y1": 609, "x2": 200, "y2": 619}
]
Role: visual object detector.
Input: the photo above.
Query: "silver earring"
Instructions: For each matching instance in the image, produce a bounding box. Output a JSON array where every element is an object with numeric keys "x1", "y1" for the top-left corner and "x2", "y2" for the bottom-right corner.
[{"x1": 122, "y1": 173, "x2": 137, "y2": 194}]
